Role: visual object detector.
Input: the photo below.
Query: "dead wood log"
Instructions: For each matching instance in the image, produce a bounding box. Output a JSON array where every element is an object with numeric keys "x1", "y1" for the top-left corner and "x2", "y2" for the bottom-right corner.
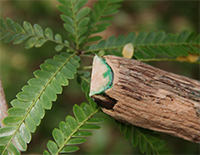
[{"x1": 90, "y1": 55, "x2": 200, "y2": 143}]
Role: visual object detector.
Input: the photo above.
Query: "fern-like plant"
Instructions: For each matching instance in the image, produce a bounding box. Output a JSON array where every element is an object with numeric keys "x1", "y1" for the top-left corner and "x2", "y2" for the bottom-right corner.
[{"x1": 0, "y1": 0, "x2": 199, "y2": 155}]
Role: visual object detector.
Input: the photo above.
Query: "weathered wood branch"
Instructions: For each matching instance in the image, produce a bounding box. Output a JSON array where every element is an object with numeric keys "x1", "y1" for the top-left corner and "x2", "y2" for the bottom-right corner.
[
  {"x1": 0, "y1": 78, "x2": 8, "y2": 127},
  {"x1": 90, "y1": 55, "x2": 200, "y2": 143}
]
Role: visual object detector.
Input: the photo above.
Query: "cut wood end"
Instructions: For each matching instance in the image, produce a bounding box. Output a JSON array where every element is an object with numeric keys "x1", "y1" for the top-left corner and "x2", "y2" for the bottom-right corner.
[{"x1": 89, "y1": 55, "x2": 113, "y2": 97}]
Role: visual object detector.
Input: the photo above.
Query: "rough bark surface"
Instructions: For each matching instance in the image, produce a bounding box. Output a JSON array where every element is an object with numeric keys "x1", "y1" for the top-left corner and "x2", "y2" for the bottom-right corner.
[
  {"x1": 0, "y1": 79, "x2": 8, "y2": 127},
  {"x1": 93, "y1": 55, "x2": 200, "y2": 143}
]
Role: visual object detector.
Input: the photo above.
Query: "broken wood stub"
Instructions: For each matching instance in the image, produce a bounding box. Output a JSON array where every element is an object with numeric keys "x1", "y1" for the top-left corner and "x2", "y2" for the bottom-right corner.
[{"x1": 91, "y1": 55, "x2": 200, "y2": 143}]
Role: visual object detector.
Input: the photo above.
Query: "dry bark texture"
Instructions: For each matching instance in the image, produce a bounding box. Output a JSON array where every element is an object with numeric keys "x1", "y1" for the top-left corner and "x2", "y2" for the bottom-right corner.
[
  {"x1": 0, "y1": 79, "x2": 8, "y2": 127},
  {"x1": 93, "y1": 55, "x2": 200, "y2": 143}
]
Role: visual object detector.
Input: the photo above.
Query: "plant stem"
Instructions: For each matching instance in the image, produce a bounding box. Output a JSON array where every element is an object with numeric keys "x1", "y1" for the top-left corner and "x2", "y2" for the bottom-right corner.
[{"x1": 138, "y1": 58, "x2": 200, "y2": 64}]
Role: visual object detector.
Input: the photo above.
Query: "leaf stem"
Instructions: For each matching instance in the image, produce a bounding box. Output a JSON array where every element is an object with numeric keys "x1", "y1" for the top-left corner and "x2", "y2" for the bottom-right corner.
[{"x1": 138, "y1": 58, "x2": 200, "y2": 64}]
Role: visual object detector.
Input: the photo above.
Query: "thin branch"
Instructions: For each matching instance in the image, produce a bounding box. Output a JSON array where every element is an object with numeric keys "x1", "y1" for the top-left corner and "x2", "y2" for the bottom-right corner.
[{"x1": 0, "y1": 78, "x2": 8, "y2": 127}]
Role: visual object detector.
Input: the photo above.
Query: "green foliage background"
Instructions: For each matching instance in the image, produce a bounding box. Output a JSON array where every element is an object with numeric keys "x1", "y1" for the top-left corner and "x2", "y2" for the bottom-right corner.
[{"x1": 0, "y1": 1, "x2": 199, "y2": 154}]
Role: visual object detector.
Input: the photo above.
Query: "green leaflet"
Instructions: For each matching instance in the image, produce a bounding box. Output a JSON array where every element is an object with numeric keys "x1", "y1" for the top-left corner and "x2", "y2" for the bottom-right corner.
[
  {"x1": 0, "y1": 17, "x2": 72, "y2": 51},
  {"x1": 60, "y1": 146, "x2": 79, "y2": 153},
  {"x1": 116, "y1": 121, "x2": 172, "y2": 155},
  {"x1": 0, "y1": 52, "x2": 80, "y2": 154},
  {"x1": 44, "y1": 102, "x2": 106, "y2": 154},
  {"x1": 84, "y1": 31, "x2": 200, "y2": 60},
  {"x1": 57, "y1": 0, "x2": 91, "y2": 49}
]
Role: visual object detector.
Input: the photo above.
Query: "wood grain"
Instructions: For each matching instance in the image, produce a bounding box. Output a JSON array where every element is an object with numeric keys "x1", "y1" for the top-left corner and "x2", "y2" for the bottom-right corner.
[{"x1": 91, "y1": 55, "x2": 200, "y2": 143}]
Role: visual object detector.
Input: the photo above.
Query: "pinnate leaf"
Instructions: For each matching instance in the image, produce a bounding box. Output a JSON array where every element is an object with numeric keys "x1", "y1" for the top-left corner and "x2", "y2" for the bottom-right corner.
[
  {"x1": 0, "y1": 17, "x2": 7, "y2": 30},
  {"x1": 44, "y1": 101, "x2": 103, "y2": 154},
  {"x1": 66, "y1": 116, "x2": 78, "y2": 131},
  {"x1": 0, "y1": 127, "x2": 16, "y2": 137},
  {"x1": 13, "y1": 23, "x2": 25, "y2": 33},
  {"x1": 6, "y1": 18, "x2": 16, "y2": 32},
  {"x1": 73, "y1": 131, "x2": 92, "y2": 137},
  {"x1": 4, "y1": 34, "x2": 19, "y2": 43},
  {"x1": 7, "y1": 142, "x2": 20, "y2": 155},
  {"x1": 53, "y1": 128, "x2": 64, "y2": 147},
  {"x1": 19, "y1": 123, "x2": 31, "y2": 143},
  {"x1": 35, "y1": 38, "x2": 47, "y2": 47},
  {"x1": 67, "y1": 138, "x2": 86, "y2": 145},
  {"x1": 44, "y1": 27, "x2": 53, "y2": 39},
  {"x1": 25, "y1": 37, "x2": 38, "y2": 49},
  {"x1": 13, "y1": 34, "x2": 30, "y2": 44},
  {"x1": 73, "y1": 105, "x2": 86, "y2": 123},
  {"x1": 33, "y1": 24, "x2": 44, "y2": 37},
  {"x1": 14, "y1": 132, "x2": 27, "y2": 151},
  {"x1": 7, "y1": 108, "x2": 27, "y2": 116},
  {"x1": 76, "y1": 7, "x2": 90, "y2": 22},
  {"x1": 23, "y1": 21, "x2": 34, "y2": 35},
  {"x1": 47, "y1": 140, "x2": 58, "y2": 155},
  {"x1": 3, "y1": 116, "x2": 23, "y2": 126},
  {"x1": 0, "y1": 52, "x2": 80, "y2": 154},
  {"x1": 87, "y1": 36, "x2": 102, "y2": 43},
  {"x1": 59, "y1": 121, "x2": 72, "y2": 138},
  {"x1": 60, "y1": 146, "x2": 79, "y2": 153},
  {"x1": 64, "y1": 23, "x2": 75, "y2": 35},
  {"x1": 57, "y1": 5, "x2": 73, "y2": 17},
  {"x1": 74, "y1": 0, "x2": 88, "y2": 12}
]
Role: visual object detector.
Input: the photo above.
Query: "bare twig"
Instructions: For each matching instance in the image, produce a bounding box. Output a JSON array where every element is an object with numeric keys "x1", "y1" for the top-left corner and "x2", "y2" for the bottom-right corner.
[{"x1": 0, "y1": 78, "x2": 8, "y2": 127}]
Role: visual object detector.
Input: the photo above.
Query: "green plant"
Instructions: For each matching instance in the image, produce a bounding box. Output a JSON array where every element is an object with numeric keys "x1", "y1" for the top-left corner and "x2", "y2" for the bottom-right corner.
[{"x1": 0, "y1": 0, "x2": 199, "y2": 155}]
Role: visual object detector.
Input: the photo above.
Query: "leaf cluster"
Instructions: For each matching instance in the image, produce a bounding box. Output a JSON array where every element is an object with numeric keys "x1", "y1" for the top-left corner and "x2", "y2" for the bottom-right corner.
[
  {"x1": 44, "y1": 101, "x2": 106, "y2": 154},
  {"x1": 0, "y1": 52, "x2": 80, "y2": 154},
  {"x1": 57, "y1": 0, "x2": 123, "y2": 50},
  {"x1": 85, "y1": 31, "x2": 200, "y2": 60},
  {"x1": 0, "y1": 18, "x2": 71, "y2": 52}
]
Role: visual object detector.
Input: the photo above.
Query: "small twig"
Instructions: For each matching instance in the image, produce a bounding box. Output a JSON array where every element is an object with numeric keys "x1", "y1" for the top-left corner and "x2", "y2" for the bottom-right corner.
[{"x1": 0, "y1": 78, "x2": 8, "y2": 127}]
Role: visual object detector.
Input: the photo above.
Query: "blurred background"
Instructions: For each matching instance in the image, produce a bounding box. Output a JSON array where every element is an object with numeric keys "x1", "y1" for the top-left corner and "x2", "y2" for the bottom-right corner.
[{"x1": 0, "y1": 0, "x2": 199, "y2": 154}]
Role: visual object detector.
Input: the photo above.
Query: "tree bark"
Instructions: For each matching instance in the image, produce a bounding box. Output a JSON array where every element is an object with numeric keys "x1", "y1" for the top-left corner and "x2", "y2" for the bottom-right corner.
[
  {"x1": 0, "y1": 78, "x2": 8, "y2": 127},
  {"x1": 90, "y1": 55, "x2": 200, "y2": 143}
]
